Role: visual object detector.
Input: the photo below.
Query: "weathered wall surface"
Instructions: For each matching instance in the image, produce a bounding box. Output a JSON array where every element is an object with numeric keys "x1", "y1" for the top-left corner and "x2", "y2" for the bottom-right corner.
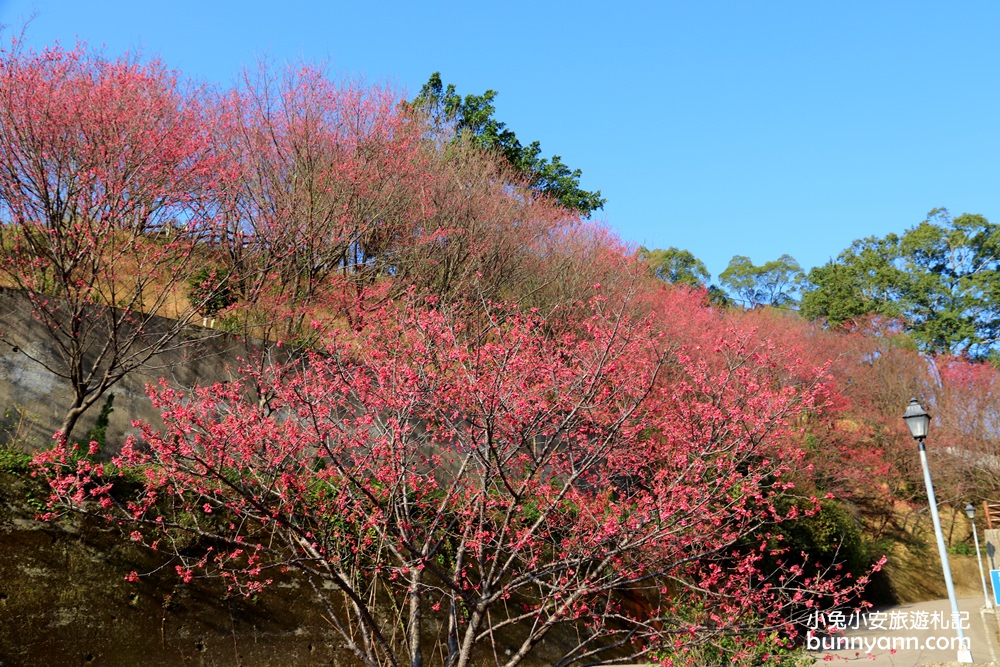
[
  {"x1": 0, "y1": 471, "x2": 349, "y2": 667},
  {"x1": 0, "y1": 470, "x2": 575, "y2": 667},
  {"x1": 0, "y1": 288, "x2": 251, "y2": 453}
]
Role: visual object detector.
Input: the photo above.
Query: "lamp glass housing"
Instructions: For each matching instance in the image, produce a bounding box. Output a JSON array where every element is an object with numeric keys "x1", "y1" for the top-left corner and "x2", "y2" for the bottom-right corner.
[{"x1": 903, "y1": 398, "x2": 931, "y2": 440}]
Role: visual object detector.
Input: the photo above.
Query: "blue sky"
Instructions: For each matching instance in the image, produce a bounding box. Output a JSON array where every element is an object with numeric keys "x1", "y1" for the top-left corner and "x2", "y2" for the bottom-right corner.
[{"x1": 1, "y1": 1, "x2": 997, "y2": 282}]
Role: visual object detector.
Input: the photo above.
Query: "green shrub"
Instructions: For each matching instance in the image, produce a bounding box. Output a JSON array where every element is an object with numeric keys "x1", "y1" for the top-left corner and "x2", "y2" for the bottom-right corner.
[
  {"x1": 0, "y1": 443, "x2": 32, "y2": 473},
  {"x1": 187, "y1": 268, "x2": 235, "y2": 317},
  {"x1": 83, "y1": 393, "x2": 115, "y2": 451},
  {"x1": 948, "y1": 541, "x2": 977, "y2": 557}
]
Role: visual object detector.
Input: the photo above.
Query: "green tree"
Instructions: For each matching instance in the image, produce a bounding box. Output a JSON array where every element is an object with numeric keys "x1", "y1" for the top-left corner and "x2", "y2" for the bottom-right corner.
[
  {"x1": 802, "y1": 209, "x2": 1000, "y2": 357},
  {"x1": 637, "y1": 246, "x2": 710, "y2": 287},
  {"x1": 410, "y1": 73, "x2": 606, "y2": 215},
  {"x1": 719, "y1": 254, "x2": 805, "y2": 309},
  {"x1": 897, "y1": 209, "x2": 1000, "y2": 355},
  {"x1": 800, "y1": 236, "x2": 905, "y2": 329}
]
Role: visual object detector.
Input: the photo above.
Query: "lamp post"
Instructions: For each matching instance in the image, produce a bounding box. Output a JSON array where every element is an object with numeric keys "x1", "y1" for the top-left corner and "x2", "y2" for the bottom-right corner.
[
  {"x1": 966, "y1": 502, "x2": 994, "y2": 611},
  {"x1": 903, "y1": 398, "x2": 973, "y2": 663}
]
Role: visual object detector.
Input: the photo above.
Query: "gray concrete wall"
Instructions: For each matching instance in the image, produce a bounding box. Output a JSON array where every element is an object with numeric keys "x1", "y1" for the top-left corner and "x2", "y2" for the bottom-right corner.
[{"x1": 0, "y1": 287, "x2": 254, "y2": 454}]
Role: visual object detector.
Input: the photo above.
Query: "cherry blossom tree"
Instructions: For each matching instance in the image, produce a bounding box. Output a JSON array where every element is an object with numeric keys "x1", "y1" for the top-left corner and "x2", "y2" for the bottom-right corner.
[
  {"x1": 918, "y1": 356, "x2": 1000, "y2": 505},
  {"x1": 38, "y1": 296, "x2": 871, "y2": 666},
  {"x1": 0, "y1": 41, "x2": 221, "y2": 440},
  {"x1": 205, "y1": 64, "x2": 429, "y2": 339},
  {"x1": 388, "y1": 139, "x2": 567, "y2": 307},
  {"x1": 393, "y1": 104, "x2": 636, "y2": 320}
]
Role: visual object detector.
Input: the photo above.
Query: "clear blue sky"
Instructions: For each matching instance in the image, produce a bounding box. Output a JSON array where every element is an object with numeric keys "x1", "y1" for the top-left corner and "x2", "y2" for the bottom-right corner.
[{"x1": 1, "y1": 1, "x2": 997, "y2": 282}]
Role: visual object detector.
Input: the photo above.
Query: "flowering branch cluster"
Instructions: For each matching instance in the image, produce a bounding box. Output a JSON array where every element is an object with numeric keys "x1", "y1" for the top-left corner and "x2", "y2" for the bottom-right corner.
[{"x1": 36, "y1": 296, "x2": 873, "y2": 666}]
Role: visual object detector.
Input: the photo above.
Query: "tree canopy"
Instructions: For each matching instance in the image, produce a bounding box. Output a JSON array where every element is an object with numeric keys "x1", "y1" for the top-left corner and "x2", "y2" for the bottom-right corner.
[
  {"x1": 637, "y1": 246, "x2": 710, "y2": 287},
  {"x1": 802, "y1": 209, "x2": 1000, "y2": 358},
  {"x1": 719, "y1": 253, "x2": 805, "y2": 309},
  {"x1": 409, "y1": 73, "x2": 606, "y2": 216}
]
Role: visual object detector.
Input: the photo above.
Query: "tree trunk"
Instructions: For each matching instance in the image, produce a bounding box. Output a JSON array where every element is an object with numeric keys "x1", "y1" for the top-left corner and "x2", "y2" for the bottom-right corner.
[{"x1": 408, "y1": 568, "x2": 423, "y2": 667}]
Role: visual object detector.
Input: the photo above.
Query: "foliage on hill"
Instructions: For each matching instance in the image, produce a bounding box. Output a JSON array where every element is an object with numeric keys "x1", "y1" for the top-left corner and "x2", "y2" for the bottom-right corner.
[
  {"x1": 802, "y1": 208, "x2": 1000, "y2": 359},
  {"x1": 4, "y1": 39, "x2": 999, "y2": 666}
]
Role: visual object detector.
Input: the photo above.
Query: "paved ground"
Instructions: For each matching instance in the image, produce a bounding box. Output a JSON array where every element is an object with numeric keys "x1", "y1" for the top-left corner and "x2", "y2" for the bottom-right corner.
[{"x1": 810, "y1": 596, "x2": 1000, "y2": 665}]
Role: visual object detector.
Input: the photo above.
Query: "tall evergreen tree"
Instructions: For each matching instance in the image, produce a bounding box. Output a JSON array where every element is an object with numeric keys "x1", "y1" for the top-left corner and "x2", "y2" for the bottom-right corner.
[{"x1": 410, "y1": 73, "x2": 606, "y2": 216}]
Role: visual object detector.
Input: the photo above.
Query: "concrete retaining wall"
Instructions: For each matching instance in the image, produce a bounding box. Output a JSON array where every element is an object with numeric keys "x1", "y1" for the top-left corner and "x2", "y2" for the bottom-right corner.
[{"x1": 0, "y1": 287, "x2": 253, "y2": 453}]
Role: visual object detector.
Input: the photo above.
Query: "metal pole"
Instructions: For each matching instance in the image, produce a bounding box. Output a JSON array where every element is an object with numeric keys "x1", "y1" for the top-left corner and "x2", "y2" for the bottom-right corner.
[
  {"x1": 919, "y1": 441, "x2": 973, "y2": 663},
  {"x1": 972, "y1": 519, "x2": 994, "y2": 610}
]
